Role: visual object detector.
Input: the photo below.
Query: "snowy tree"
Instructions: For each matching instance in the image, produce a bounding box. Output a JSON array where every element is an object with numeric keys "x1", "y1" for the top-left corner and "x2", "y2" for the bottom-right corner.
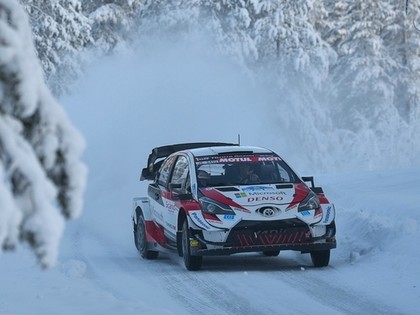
[
  {"x1": 329, "y1": 1, "x2": 397, "y2": 121},
  {"x1": 251, "y1": 0, "x2": 333, "y2": 79},
  {"x1": 324, "y1": 0, "x2": 413, "y2": 168},
  {"x1": 19, "y1": 0, "x2": 92, "y2": 95},
  {"x1": 199, "y1": 0, "x2": 258, "y2": 65},
  {"x1": 83, "y1": 0, "x2": 145, "y2": 53},
  {"x1": 398, "y1": 0, "x2": 420, "y2": 119},
  {"x1": 248, "y1": 0, "x2": 336, "y2": 169},
  {"x1": 0, "y1": 0, "x2": 86, "y2": 268},
  {"x1": 398, "y1": 0, "x2": 420, "y2": 164},
  {"x1": 136, "y1": 0, "x2": 257, "y2": 67},
  {"x1": 136, "y1": 0, "x2": 201, "y2": 35}
]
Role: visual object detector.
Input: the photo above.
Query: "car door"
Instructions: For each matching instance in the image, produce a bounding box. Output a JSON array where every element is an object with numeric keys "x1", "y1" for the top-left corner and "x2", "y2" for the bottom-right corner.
[
  {"x1": 165, "y1": 155, "x2": 191, "y2": 237},
  {"x1": 148, "y1": 155, "x2": 177, "y2": 228}
]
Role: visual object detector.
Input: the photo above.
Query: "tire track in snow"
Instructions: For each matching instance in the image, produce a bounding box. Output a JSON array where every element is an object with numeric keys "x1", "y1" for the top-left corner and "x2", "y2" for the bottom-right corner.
[
  {"x1": 273, "y1": 267, "x2": 403, "y2": 315},
  {"x1": 157, "y1": 255, "x2": 274, "y2": 315},
  {"x1": 66, "y1": 220, "x2": 265, "y2": 314}
]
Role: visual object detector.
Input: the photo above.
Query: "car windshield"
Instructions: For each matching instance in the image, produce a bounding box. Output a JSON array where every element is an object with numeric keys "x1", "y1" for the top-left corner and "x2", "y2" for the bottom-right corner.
[{"x1": 194, "y1": 153, "x2": 299, "y2": 187}]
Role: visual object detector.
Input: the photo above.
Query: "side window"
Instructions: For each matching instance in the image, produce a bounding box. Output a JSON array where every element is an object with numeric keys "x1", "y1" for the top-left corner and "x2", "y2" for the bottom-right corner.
[
  {"x1": 170, "y1": 156, "x2": 190, "y2": 192},
  {"x1": 158, "y1": 156, "x2": 177, "y2": 187},
  {"x1": 275, "y1": 162, "x2": 293, "y2": 182}
]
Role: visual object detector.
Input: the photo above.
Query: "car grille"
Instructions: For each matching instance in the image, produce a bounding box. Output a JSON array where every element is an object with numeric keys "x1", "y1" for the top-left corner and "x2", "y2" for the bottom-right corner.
[{"x1": 226, "y1": 219, "x2": 311, "y2": 247}]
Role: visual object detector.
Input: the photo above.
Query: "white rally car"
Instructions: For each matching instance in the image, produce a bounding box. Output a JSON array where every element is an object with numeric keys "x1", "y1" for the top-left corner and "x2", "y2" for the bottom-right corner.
[{"x1": 132, "y1": 143, "x2": 336, "y2": 270}]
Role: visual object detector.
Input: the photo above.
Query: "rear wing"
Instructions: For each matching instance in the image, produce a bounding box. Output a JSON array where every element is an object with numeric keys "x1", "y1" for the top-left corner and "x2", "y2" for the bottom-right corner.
[{"x1": 140, "y1": 142, "x2": 238, "y2": 181}]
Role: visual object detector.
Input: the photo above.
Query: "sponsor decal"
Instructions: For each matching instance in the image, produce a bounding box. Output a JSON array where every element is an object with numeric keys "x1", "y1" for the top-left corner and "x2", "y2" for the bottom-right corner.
[
  {"x1": 300, "y1": 210, "x2": 311, "y2": 216},
  {"x1": 223, "y1": 214, "x2": 235, "y2": 220},
  {"x1": 195, "y1": 154, "x2": 282, "y2": 165},
  {"x1": 219, "y1": 157, "x2": 253, "y2": 162},
  {"x1": 257, "y1": 156, "x2": 281, "y2": 162},
  {"x1": 248, "y1": 196, "x2": 284, "y2": 202},
  {"x1": 234, "y1": 192, "x2": 247, "y2": 198},
  {"x1": 242, "y1": 186, "x2": 274, "y2": 192},
  {"x1": 195, "y1": 156, "x2": 222, "y2": 165},
  {"x1": 191, "y1": 212, "x2": 211, "y2": 229},
  {"x1": 322, "y1": 206, "x2": 332, "y2": 223},
  {"x1": 247, "y1": 191, "x2": 286, "y2": 196},
  {"x1": 164, "y1": 200, "x2": 177, "y2": 213}
]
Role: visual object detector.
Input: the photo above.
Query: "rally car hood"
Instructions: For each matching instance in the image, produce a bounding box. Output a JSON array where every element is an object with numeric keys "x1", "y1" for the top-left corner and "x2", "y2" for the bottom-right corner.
[
  {"x1": 191, "y1": 182, "x2": 333, "y2": 231},
  {"x1": 199, "y1": 182, "x2": 310, "y2": 212}
]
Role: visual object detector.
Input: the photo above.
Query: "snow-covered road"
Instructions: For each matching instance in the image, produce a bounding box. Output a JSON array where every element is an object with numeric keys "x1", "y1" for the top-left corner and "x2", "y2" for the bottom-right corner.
[{"x1": 2, "y1": 168, "x2": 418, "y2": 315}]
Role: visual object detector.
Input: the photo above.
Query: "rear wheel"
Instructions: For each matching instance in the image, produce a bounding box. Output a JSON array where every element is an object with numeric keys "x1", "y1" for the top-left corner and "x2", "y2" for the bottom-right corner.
[
  {"x1": 262, "y1": 250, "x2": 280, "y2": 257},
  {"x1": 310, "y1": 250, "x2": 330, "y2": 267},
  {"x1": 181, "y1": 220, "x2": 202, "y2": 271},
  {"x1": 136, "y1": 213, "x2": 159, "y2": 260}
]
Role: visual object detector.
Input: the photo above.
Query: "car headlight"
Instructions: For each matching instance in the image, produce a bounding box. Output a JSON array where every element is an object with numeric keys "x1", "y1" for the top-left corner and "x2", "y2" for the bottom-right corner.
[
  {"x1": 200, "y1": 197, "x2": 235, "y2": 215},
  {"x1": 298, "y1": 191, "x2": 320, "y2": 212}
]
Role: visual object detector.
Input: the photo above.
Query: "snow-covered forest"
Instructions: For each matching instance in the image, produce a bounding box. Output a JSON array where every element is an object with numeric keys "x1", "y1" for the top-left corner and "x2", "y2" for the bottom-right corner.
[{"x1": 1, "y1": 0, "x2": 420, "y2": 267}]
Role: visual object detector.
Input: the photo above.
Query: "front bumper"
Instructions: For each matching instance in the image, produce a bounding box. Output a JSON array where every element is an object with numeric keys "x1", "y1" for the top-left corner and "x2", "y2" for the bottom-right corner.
[{"x1": 189, "y1": 218, "x2": 336, "y2": 256}]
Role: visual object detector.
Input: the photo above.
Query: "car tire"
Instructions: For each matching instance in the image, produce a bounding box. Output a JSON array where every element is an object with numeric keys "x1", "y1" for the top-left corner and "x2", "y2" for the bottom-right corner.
[
  {"x1": 181, "y1": 220, "x2": 202, "y2": 271},
  {"x1": 262, "y1": 250, "x2": 280, "y2": 257},
  {"x1": 310, "y1": 250, "x2": 330, "y2": 267},
  {"x1": 136, "y1": 213, "x2": 159, "y2": 260}
]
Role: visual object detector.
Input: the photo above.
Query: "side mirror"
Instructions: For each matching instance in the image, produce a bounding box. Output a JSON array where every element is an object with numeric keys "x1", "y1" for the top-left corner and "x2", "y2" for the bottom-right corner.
[
  {"x1": 302, "y1": 176, "x2": 315, "y2": 187},
  {"x1": 302, "y1": 176, "x2": 324, "y2": 194},
  {"x1": 140, "y1": 167, "x2": 149, "y2": 181},
  {"x1": 311, "y1": 187, "x2": 324, "y2": 194}
]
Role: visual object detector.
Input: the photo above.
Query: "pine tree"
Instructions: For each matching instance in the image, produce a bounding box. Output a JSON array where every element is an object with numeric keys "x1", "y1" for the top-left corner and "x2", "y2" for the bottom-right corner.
[
  {"x1": 325, "y1": 0, "x2": 411, "y2": 168},
  {"x1": 136, "y1": 0, "x2": 257, "y2": 67},
  {"x1": 249, "y1": 0, "x2": 336, "y2": 169},
  {"x1": 19, "y1": 0, "x2": 92, "y2": 95},
  {"x1": 400, "y1": 0, "x2": 420, "y2": 120},
  {"x1": 251, "y1": 0, "x2": 332, "y2": 78},
  {"x1": 0, "y1": 0, "x2": 86, "y2": 267},
  {"x1": 83, "y1": 0, "x2": 145, "y2": 53},
  {"x1": 400, "y1": 0, "x2": 420, "y2": 163}
]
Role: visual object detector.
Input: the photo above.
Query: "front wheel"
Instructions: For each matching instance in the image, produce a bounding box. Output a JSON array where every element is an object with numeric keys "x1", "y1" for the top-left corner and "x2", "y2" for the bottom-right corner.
[
  {"x1": 136, "y1": 213, "x2": 159, "y2": 260},
  {"x1": 181, "y1": 220, "x2": 202, "y2": 271},
  {"x1": 310, "y1": 250, "x2": 330, "y2": 267}
]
